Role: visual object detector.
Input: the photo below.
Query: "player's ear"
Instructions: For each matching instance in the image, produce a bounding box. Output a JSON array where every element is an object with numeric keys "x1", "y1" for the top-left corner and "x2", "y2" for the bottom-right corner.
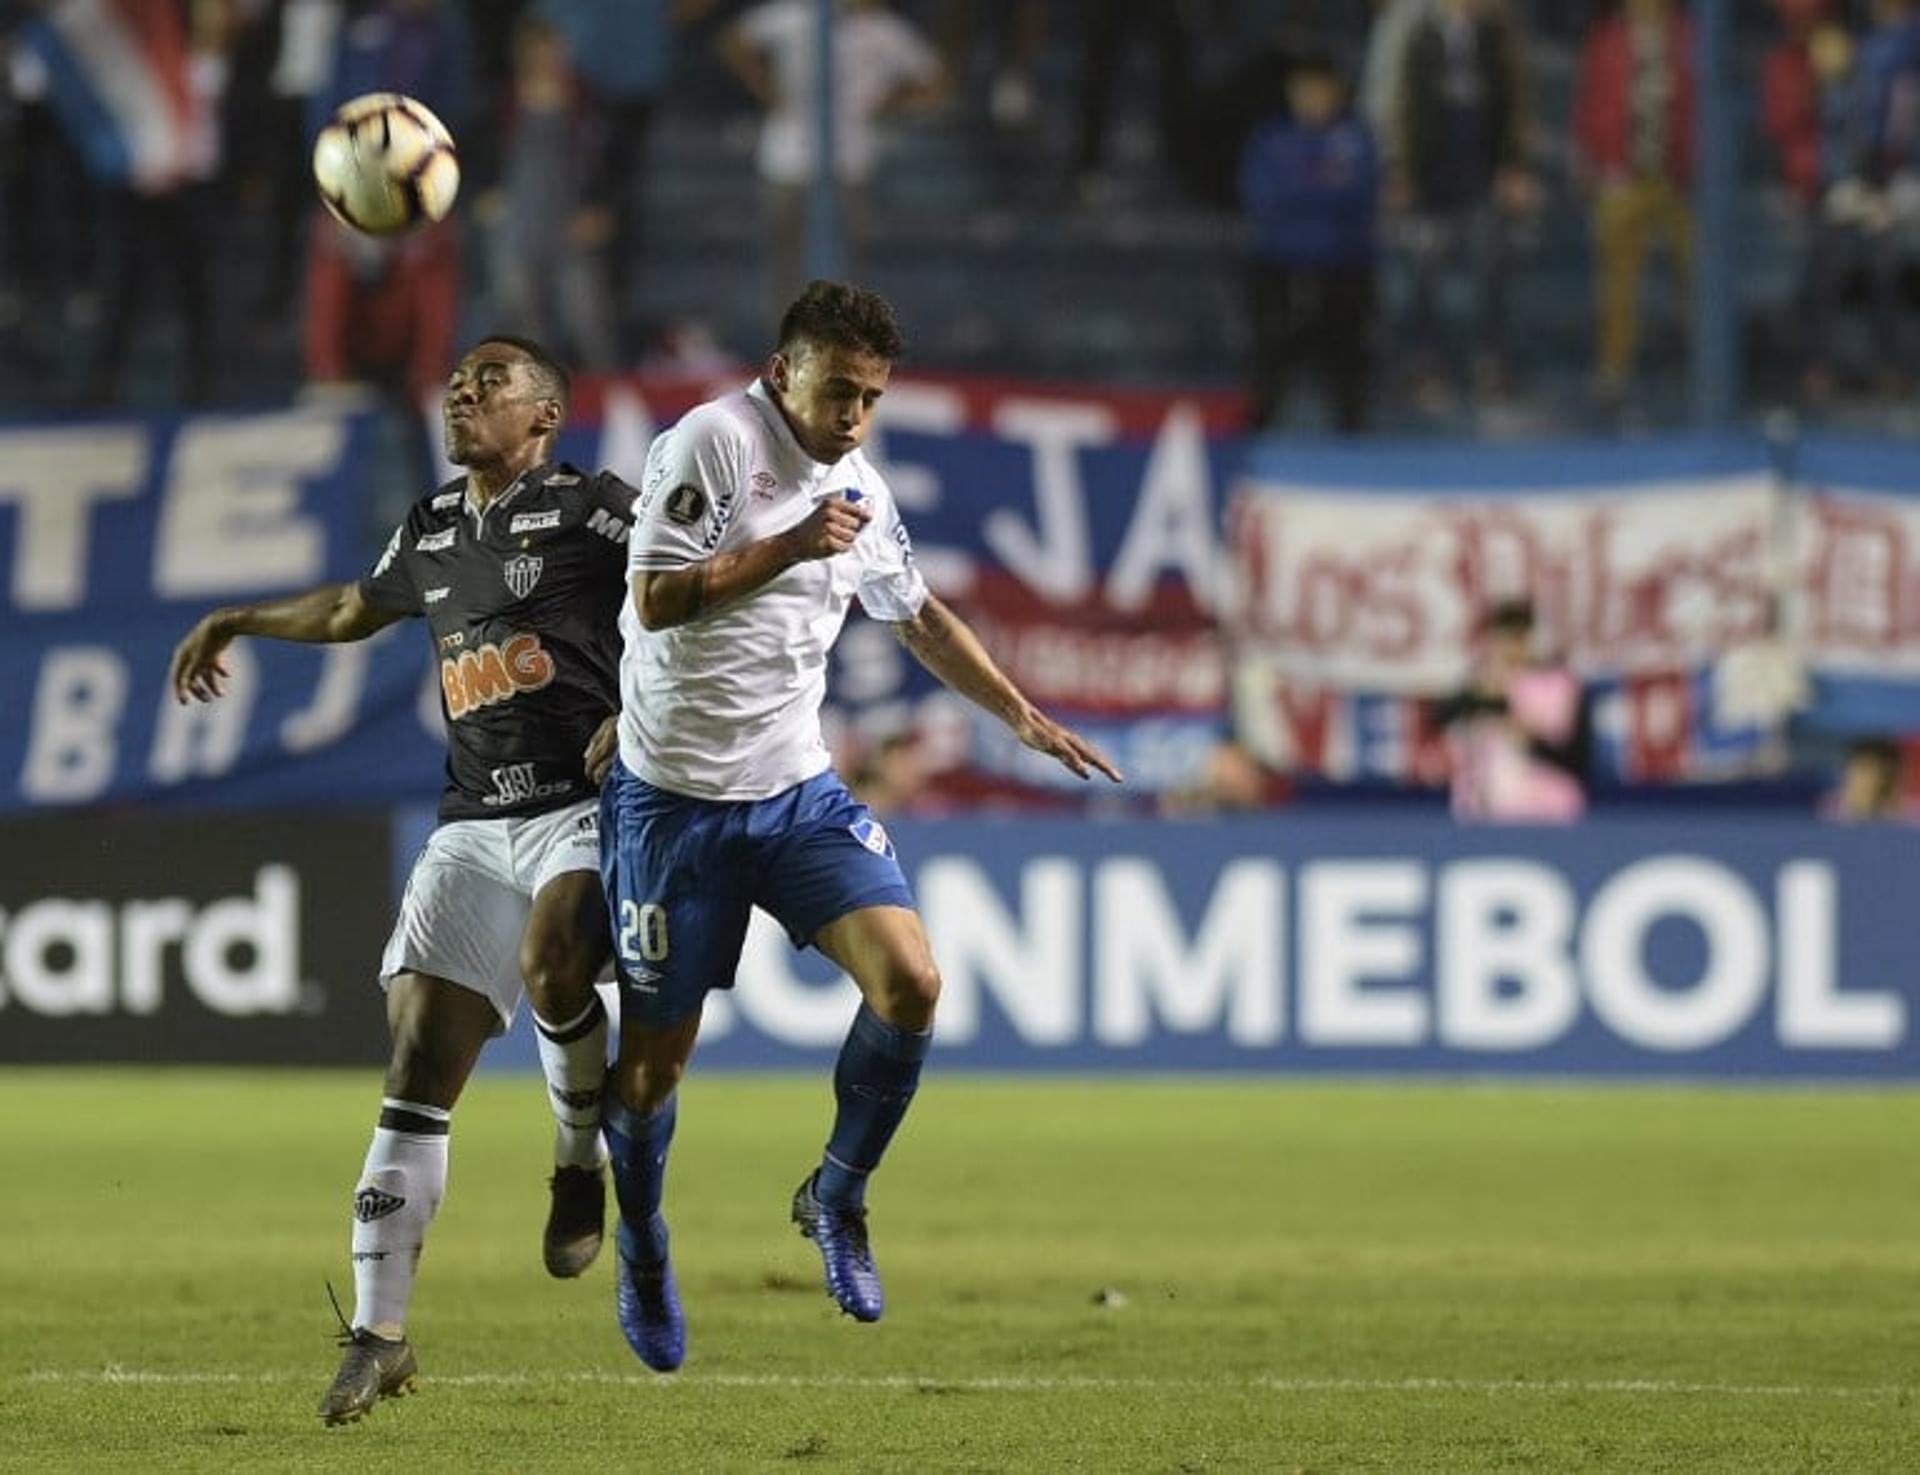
[
  {"x1": 767, "y1": 351, "x2": 791, "y2": 393},
  {"x1": 533, "y1": 396, "x2": 563, "y2": 437}
]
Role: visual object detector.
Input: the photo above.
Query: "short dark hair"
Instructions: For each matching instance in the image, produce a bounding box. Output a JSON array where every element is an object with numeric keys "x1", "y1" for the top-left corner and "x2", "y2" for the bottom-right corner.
[
  {"x1": 1287, "y1": 46, "x2": 1344, "y2": 86},
  {"x1": 1850, "y1": 736, "x2": 1902, "y2": 770},
  {"x1": 1481, "y1": 598, "x2": 1536, "y2": 636},
  {"x1": 777, "y1": 280, "x2": 906, "y2": 362},
  {"x1": 473, "y1": 334, "x2": 571, "y2": 414}
]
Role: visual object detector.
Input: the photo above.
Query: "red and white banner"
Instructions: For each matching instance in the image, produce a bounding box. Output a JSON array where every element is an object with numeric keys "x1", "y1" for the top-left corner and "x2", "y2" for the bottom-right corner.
[
  {"x1": 1792, "y1": 486, "x2": 1920, "y2": 680},
  {"x1": 1227, "y1": 473, "x2": 1782, "y2": 695}
]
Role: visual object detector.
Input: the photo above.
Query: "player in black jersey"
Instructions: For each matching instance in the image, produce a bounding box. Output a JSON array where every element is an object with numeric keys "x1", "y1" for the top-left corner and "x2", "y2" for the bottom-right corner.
[{"x1": 169, "y1": 336, "x2": 637, "y2": 1424}]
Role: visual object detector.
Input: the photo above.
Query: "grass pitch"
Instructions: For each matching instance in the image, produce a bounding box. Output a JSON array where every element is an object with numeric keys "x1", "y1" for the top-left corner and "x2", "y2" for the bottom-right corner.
[{"x1": 1, "y1": 1070, "x2": 1915, "y2": 1473}]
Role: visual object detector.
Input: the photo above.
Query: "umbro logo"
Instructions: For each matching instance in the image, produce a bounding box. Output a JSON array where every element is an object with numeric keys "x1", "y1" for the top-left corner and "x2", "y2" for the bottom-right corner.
[{"x1": 353, "y1": 1187, "x2": 406, "y2": 1223}]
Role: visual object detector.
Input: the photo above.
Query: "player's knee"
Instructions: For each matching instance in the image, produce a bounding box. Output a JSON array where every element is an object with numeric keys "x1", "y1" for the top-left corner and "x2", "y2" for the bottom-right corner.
[
  {"x1": 520, "y1": 935, "x2": 597, "y2": 1020},
  {"x1": 383, "y1": 1025, "x2": 467, "y2": 1106},
  {"x1": 612, "y1": 1055, "x2": 684, "y2": 1116},
  {"x1": 876, "y1": 955, "x2": 941, "y2": 1029}
]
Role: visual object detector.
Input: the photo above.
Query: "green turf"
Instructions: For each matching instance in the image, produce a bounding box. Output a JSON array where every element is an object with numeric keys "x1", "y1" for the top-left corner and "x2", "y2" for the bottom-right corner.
[{"x1": 1, "y1": 1070, "x2": 1915, "y2": 1472}]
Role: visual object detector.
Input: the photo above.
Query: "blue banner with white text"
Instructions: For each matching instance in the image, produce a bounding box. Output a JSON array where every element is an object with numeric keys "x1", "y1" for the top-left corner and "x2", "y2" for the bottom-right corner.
[
  {"x1": 9, "y1": 401, "x2": 1920, "y2": 814},
  {"x1": 469, "y1": 815, "x2": 1918, "y2": 1079}
]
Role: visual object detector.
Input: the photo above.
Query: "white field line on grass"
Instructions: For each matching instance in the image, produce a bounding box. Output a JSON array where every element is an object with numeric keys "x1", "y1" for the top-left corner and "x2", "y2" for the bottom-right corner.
[{"x1": 19, "y1": 1369, "x2": 1915, "y2": 1401}]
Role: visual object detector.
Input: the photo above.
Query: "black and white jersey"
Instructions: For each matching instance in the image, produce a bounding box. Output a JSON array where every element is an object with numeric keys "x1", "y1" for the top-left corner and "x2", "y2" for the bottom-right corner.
[{"x1": 359, "y1": 462, "x2": 635, "y2": 822}]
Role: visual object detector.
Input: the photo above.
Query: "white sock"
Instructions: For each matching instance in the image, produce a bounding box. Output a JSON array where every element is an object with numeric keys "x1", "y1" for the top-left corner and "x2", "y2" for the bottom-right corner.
[
  {"x1": 532, "y1": 994, "x2": 608, "y2": 1171},
  {"x1": 349, "y1": 1098, "x2": 450, "y2": 1337}
]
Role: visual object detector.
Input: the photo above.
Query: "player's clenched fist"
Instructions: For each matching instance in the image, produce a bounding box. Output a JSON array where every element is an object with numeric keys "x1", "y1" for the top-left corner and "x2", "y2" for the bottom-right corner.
[
  {"x1": 170, "y1": 612, "x2": 236, "y2": 704},
  {"x1": 782, "y1": 495, "x2": 871, "y2": 561}
]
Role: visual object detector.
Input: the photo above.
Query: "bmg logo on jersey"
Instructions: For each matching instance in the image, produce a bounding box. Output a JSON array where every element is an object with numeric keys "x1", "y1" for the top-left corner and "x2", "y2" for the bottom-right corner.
[{"x1": 440, "y1": 633, "x2": 556, "y2": 720}]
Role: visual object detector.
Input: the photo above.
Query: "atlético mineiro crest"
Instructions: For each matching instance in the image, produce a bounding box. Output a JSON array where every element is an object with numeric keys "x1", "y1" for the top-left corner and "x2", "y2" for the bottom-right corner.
[{"x1": 503, "y1": 553, "x2": 543, "y2": 599}]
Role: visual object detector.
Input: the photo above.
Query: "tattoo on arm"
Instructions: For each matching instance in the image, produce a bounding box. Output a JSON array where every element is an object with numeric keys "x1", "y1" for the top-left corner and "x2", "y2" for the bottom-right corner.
[{"x1": 901, "y1": 598, "x2": 955, "y2": 656}]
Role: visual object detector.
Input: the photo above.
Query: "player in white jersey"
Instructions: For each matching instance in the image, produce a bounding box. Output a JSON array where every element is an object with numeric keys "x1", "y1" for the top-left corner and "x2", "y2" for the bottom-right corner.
[{"x1": 598, "y1": 281, "x2": 1121, "y2": 1370}]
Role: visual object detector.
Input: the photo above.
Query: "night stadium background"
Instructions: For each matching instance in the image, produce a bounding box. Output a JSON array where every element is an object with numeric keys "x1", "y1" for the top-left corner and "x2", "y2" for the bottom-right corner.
[{"x1": 2, "y1": 2, "x2": 1916, "y2": 1469}]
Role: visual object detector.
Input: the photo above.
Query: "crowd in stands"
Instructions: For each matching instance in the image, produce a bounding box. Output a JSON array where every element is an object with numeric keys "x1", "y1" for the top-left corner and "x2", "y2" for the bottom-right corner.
[
  {"x1": 1, "y1": 0, "x2": 1918, "y2": 430},
  {"x1": 1, "y1": 1, "x2": 1913, "y2": 818}
]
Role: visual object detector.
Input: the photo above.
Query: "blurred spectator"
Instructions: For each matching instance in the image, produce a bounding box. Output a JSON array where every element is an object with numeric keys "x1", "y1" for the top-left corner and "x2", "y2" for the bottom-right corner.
[
  {"x1": 1238, "y1": 48, "x2": 1379, "y2": 433},
  {"x1": 1825, "y1": 735, "x2": 1915, "y2": 820},
  {"x1": 719, "y1": 0, "x2": 946, "y2": 324},
  {"x1": 23, "y1": 0, "x2": 234, "y2": 406},
  {"x1": 1069, "y1": 0, "x2": 1201, "y2": 205},
  {"x1": 1799, "y1": 0, "x2": 1920, "y2": 400},
  {"x1": 1157, "y1": 739, "x2": 1292, "y2": 816},
  {"x1": 1710, "y1": 593, "x2": 1809, "y2": 771},
  {"x1": 307, "y1": 0, "x2": 473, "y2": 141},
  {"x1": 539, "y1": 0, "x2": 720, "y2": 360},
  {"x1": 222, "y1": 0, "x2": 340, "y2": 318},
  {"x1": 481, "y1": 14, "x2": 615, "y2": 370},
  {"x1": 1573, "y1": 0, "x2": 1696, "y2": 403},
  {"x1": 1361, "y1": 0, "x2": 1432, "y2": 145},
  {"x1": 1387, "y1": 0, "x2": 1540, "y2": 409},
  {"x1": 1, "y1": 13, "x2": 102, "y2": 376},
  {"x1": 301, "y1": 217, "x2": 458, "y2": 405},
  {"x1": 1761, "y1": 0, "x2": 1839, "y2": 212},
  {"x1": 300, "y1": 0, "x2": 470, "y2": 410},
  {"x1": 936, "y1": 0, "x2": 1045, "y2": 129},
  {"x1": 1433, "y1": 598, "x2": 1590, "y2": 822}
]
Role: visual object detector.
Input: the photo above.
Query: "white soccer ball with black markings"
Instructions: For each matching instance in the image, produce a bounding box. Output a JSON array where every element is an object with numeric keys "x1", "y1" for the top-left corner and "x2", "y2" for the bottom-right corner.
[{"x1": 311, "y1": 92, "x2": 459, "y2": 236}]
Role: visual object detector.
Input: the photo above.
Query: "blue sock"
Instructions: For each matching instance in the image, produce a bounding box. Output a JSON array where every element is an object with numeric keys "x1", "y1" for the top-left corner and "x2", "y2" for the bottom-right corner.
[
  {"x1": 601, "y1": 1077, "x2": 675, "y2": 1266},
  {"x1": 816, "y1": 1004, "x2": 932, "y2": 1211}
]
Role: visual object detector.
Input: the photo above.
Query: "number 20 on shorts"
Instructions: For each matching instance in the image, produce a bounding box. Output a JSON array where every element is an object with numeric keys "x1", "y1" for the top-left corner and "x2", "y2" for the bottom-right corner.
[{"x1": 618, "y1": 901, "x2": 670, "y2": 966}]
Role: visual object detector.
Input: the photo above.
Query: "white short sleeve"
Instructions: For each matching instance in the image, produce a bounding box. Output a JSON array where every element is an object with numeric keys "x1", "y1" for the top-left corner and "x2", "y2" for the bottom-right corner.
[
  {"x1": 737, "y1": 0, "x2": 802, "y2": 49},
  {"x1": 629, "y1": 409, "x2": 751, "y2": 573},
  {"x1": 856, "y1": 489, "x2": 928, "y2": 622},
  {"x1": 870, "y1": 15, "x2": 940, "y2": 89}
]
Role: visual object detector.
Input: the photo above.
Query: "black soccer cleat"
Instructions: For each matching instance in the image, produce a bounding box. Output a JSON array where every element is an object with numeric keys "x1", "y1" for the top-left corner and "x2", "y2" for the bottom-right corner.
[
  {"x1": 318, "y1": 1328, "x2": 418, "y2": 1426},
  {"x1": 544, "y1": 1165, "x2": 606, "y2": 1278},
  {"x1": 791, "y1": 1172, "x2": 884, "y2": 1323}
]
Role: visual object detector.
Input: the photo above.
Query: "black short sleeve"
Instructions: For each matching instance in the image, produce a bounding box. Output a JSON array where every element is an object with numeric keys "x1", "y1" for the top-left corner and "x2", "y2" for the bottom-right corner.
[{"x1": 358, "y1": 519, "x2": 424, "y2": 617}]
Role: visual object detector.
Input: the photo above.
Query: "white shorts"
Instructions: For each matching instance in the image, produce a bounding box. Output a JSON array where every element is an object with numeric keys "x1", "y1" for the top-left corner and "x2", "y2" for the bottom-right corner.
[{"x1": 380, "y1": 799, "x2": 605, "y2": 1031}]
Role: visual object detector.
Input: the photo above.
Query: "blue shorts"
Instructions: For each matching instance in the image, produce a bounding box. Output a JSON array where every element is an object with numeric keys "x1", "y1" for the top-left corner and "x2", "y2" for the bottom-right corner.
[{"x1": 600, "y1": 761, "x2": 916, "y2": 1026}]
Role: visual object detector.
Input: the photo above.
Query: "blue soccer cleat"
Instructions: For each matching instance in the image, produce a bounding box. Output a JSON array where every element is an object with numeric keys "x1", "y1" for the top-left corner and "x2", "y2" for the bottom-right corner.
[
  {"x1": 791, "y1": 1171, "x2": 884, "y2": 1323},
  {"x1": 613, "y1": 1224, "x2": 685, "y2": 1372}
]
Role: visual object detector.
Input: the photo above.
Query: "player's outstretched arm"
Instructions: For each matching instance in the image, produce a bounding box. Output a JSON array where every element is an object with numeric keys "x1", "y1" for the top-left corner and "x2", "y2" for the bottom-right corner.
[
  {"x1": 169, "y1": 582, "x2": 402, "y2": 704},
  {"x1": 633, "y1": 497, "x2": 870, "y2": 630},
  {"x1": 894, "y1": 594, "x2": 1123, "y2": 784}
]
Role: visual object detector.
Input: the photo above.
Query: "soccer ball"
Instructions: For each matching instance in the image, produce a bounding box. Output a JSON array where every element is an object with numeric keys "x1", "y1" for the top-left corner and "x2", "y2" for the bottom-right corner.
[{"x1": 311, "y1": 92, "x2": 459, "y2": 236}]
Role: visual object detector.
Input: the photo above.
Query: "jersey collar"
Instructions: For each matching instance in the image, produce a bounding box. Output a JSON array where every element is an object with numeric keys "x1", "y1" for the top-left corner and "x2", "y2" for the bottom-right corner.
[{"x1": 463, "y1": 463, "x2": 546, "y2": 531}]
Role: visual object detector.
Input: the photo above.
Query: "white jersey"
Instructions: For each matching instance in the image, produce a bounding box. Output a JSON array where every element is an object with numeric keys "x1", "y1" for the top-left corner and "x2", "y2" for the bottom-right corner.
[{"x1": 617, "y1": 378, "x2": 928, "y2": 801}]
